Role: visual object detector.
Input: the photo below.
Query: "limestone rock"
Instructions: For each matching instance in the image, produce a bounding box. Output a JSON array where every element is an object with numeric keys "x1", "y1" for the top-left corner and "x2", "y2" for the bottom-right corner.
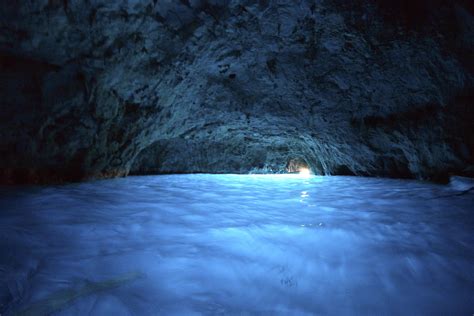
[{"x1": 0, "y1": 0, "x2": 473, "y2": 183}]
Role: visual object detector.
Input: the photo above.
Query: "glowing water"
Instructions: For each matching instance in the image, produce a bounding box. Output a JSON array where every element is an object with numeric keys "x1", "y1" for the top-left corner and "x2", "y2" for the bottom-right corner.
[{"x1": 1, "y1": 175, "x2": 473, "y2": 315}]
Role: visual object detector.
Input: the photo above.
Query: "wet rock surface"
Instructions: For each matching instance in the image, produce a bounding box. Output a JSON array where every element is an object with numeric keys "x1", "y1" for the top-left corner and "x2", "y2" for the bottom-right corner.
[{"x1": 1, "y1": 0, "x2": 473, "y2": 183}]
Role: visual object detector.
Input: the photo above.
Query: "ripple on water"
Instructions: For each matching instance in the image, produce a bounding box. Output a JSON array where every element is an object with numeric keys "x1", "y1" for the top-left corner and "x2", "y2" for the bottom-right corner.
[{"x1": 0, "y1": 174, "x2": 473, "y2": 315}]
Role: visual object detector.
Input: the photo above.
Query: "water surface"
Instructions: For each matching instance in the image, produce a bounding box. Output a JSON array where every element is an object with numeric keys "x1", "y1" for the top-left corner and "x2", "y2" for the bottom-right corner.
[{"x1": 1, "y1": 175, "x2": 473, "y2": 315}]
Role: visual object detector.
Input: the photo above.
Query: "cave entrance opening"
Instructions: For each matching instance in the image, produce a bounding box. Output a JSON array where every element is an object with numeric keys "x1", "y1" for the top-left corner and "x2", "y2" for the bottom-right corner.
[{"x1": 286, "y1": 158, "x2": 311, "y2": 175}]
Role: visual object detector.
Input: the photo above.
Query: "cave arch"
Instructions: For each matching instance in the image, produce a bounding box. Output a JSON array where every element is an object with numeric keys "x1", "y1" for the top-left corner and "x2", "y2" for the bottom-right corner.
[{"x1": 286, "y1": 157, "x2": 310, "y2": 174}]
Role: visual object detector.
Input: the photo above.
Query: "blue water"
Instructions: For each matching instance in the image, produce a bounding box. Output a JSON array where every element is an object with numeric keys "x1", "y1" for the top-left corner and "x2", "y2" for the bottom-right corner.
[{"x1": 1, "y1": 174, "x2": 473, "y2": 315}]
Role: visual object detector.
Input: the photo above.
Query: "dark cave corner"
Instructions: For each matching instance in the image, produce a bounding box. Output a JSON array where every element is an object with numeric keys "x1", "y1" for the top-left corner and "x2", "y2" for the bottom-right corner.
[{"x1": 0, "y1": 0, "x2": 473, "y2": 185}]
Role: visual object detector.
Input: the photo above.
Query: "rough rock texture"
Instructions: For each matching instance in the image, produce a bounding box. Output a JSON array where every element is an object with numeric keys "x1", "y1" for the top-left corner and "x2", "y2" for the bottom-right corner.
[{"x1": 1, "y1": 0, "x2": 473, "y2": 184}]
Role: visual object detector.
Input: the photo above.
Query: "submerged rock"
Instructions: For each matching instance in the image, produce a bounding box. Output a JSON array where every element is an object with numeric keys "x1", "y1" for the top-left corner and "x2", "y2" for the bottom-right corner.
[{"x1": 0, "y1": 1, "x2": 473, "y2": 183}]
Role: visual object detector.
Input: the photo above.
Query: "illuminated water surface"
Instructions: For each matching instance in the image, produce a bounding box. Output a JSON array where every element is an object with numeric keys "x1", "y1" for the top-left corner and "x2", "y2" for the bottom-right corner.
[{"x1": 1, "y1": 174, "x2": 473, "y2": 315}]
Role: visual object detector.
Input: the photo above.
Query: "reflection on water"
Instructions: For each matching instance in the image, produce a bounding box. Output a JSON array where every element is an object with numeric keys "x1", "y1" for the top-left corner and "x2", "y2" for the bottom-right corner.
[{"x1": 0, "y1": 175, "x2": 473, "y2": 315}]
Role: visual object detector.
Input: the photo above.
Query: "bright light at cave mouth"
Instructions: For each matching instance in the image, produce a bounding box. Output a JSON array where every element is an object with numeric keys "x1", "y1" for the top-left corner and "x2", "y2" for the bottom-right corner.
[{"x1": 299, "y1": 168, "x2": 311, "y2": 176}]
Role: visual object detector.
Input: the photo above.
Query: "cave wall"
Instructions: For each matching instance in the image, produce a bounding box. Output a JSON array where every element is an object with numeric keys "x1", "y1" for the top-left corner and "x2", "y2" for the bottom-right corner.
[{"x1": 0, "y1": 0, "x2": 473, "y2": 183}]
